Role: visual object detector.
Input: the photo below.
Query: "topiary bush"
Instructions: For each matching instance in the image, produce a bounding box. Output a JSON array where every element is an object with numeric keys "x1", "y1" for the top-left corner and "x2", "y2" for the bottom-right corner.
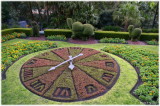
[
  {"x1": 72, "y1": 21, "x2": 84, "y2": 39},
  {"x1": 82, "y1": 24, "x2": 94, "y2": 40},
  {"x1": 72, "y1": 22, "x2": 94, "y2": 41},
  {"x1": 66, "y1": 18, "x2": 73, "y2": 29},
  {"x1": 128, "y1": 25, "x2": 142, "y2": 41},
  {"x1": 31, "y1": 21, "x2": 39, "y2": 37}
]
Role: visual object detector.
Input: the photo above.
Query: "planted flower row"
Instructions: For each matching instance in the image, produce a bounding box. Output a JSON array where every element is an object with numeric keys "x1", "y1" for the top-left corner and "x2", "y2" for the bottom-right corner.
[
  {"x1": 2, "y1": 32, "x2": 27, "y2": 42},
  {"x1": 2, "y1": 41, "x2": 57, "y2": 71},
  {"x1": 102, "y1": 45, "x2": 158, "y2": 105}
]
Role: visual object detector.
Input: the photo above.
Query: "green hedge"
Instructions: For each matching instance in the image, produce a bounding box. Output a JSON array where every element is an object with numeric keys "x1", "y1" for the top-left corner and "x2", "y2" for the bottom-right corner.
[
  {"x1": 44, "y1": 29, "x2": 159, "y2": 41},
  {"x1": 95, "y1": 31, "x2": 159, "y2": 41},
  {"x1": 142, "y1": 28, "x2": 158, "y2": 33},
  {"x1": 95, "y1": 31, "x2": 129, "y2": 39},
  {"x1": 2, "y1": 28, "x2": 33, "y2": 36},
  {"x1": 44, "y1": 29, "x2": 72, "y2": 38}
]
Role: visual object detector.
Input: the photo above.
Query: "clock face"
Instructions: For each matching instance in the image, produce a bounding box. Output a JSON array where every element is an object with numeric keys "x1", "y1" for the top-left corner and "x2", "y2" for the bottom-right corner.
[{"x1": 20, "y1": 47, "x2": 120, "y2": 102}]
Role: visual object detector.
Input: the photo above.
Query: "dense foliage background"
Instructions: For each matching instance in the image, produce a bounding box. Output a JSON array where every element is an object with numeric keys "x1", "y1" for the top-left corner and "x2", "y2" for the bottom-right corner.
[{"x1": 2, "y1": 1, "x2": 159, "y2": 30}]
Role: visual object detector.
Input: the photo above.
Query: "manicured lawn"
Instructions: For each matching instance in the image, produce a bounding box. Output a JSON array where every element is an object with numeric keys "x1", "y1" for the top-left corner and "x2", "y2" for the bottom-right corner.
[{"x1": 2, "y1": 39, "x2": 158, "y2": 104}]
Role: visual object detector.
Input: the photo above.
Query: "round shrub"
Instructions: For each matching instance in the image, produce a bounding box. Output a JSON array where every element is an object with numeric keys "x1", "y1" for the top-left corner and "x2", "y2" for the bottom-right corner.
[
  {"x1": 131, "y1": 28, "x2": 142, "y2": 41},
  {"x1": 72, "y1": 22, "x2": 84, "y2": 39},
  {"x1": 72, "y1": 22, "x2": 84, "y2": 31},
  {"x1": 83, "y1": 24, "x2": 94, "y2": 36},
  {"x1": 82, "y1": 24, "x2": 94, "y2": 41},
  {"x1": 66, "y1": 18, "x2": 73, "y2": 29}
]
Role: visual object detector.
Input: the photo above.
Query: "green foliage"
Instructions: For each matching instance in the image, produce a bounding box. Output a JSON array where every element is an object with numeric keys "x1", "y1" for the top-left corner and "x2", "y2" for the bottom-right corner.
[
  {"x1": 128, "y1": 25, "x2": 142, "y2": 41},
  {"x1": 146, "y1": 40, "x2": 158, "y2": 45},
  {"x1": 95, "y1": 31, "x2": 129, "y2": 40},
  {"x1": 46, "y1": 35, "x2": 67, "y2": 41},
  {"x1": 1, "y1": 28, "x2": 33, "y2": 36},
  {"x1": 131, "y1": 28, "x2": 142, "y2": 41},
  {"x1": 2, "y1": 23, "x2": 9, "y2": 29},
  {"x1": 2, "y1": 32, "x2": 27, "y2": 42},
  {"x1": 72, "y1": 21, "x2": 84, "y2": 31},
  {"x1": 72, "y1": 22, "x2": 94, "y2": 41},
  {"x1": 142, "y1": 28, "x2": 158, "y2": 33},
  {"x1": 102, "y1": 45, "x2": 158, "y2": 105},
  {"x1": 2, "y1": 41, "x2": 57, "y2": 71},
  {"x1": 44, "y1": 29, "x2": 72, "y2": 37},
  {"x1": 66, "y1": 18, "x2": 73, "y2": 29},
  {"x1": 128, "y1": 25, "x2": 134, "y2": 37},
  {"x1": 31, "y1": 21, "x2": 39, "y2": 37},
  {"x1": 97, "y1": 10, "x2": 114, "y2": 28},
  {"x1": 99, "y1": 37, "x2": 127, "y2": 44},
  {"x1": 113, "y1": 3, "x2": 143, "y2": 30},
  {"x1": 102, "y1": 26, "x2": 121, "y2": 31},
  {"x1": 83, "y1": 24, "x2": 94, "y2": 36},
  {"x1": 72, "y1": 21, "x2": 84, "y2": 39}
]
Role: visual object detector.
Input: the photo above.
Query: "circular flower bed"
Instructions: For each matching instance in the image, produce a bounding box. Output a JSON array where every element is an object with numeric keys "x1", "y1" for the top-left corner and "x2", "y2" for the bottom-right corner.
[{"x1": 20, "y1": 47, "x2": 120, "y2": 102}]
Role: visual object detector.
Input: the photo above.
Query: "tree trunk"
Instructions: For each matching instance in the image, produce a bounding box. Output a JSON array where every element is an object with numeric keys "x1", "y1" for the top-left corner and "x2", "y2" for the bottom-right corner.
[
  {"x1": 36, "y1": 2, "x2": 43, "y2": 30},
  {"x1": 152, "y1": 2, "x2": 158, "y2": 28},
  {"x1": 46, "y1": 2, "x2": 49, "y2": 25},
  {"x1": 124, "y1": 21, "x2": 128, "y2": 31},
  {"x1": 28, "y1": 2, "x2": 34, "y2": 21}
]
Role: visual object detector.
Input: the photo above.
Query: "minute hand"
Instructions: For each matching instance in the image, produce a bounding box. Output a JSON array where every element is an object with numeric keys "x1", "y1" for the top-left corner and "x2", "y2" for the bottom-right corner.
[{"x1": 48, "y1": 53, "x2": 83, "y2": 71}]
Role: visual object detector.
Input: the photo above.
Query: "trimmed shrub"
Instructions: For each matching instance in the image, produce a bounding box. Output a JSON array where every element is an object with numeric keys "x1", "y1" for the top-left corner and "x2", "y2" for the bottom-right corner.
[
  {"x1": 130, "y1": 28, "x2": 142, "y2": 41},
  {"x1": 95, "y1": 31, "x2": 129, "y2": 40},
  {"x1": 128, "y1": 25, "x2": 134, "y2": 37},
  {"x1": 46, "y1": 35, "x2": 67, "y2": 41},
  {"x1": 102, "y1": 26, "x2": 121, "y2": 31},
  {"x1": 99, "y1": 37, "x2": 127, "y2": 44},
  {"x1": 72, "y1": 22, "x2": 84, "y2": 39},
  {"x1": 44, "y1": 29, "x2": 72, "y2": 37},
  {"x1": 66, "y1": 18, "x2": 73, "y2": 29},
  {"x1": 1, "y1": 28, "x2": 33, "y2": 36},
  {"x1": 82, "y1": 24, "x2": 94, "y2": 40},
  {"x1": 128, "y1": 25, "x2": 142, "y2": 41},
  {"x1": 94, "y1": 31, "x2": 158, "y2": 41},
  {"x1": 31, "y1": 21, "x2": 39, "y2": 37},
  {"x1": 142, "y1": 28, "x2": 158, "y2": 33}
]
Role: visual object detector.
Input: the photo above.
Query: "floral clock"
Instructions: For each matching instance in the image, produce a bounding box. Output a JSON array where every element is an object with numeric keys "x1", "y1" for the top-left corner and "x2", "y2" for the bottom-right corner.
[{"x1": 20, "y1": 47, "x2": 120, "y2": 102}]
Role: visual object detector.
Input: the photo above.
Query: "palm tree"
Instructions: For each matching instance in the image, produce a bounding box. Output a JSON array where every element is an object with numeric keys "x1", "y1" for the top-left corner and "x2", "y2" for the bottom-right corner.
[{"x1": 113, "y1": 2, "x2": 144, "y2": 31}]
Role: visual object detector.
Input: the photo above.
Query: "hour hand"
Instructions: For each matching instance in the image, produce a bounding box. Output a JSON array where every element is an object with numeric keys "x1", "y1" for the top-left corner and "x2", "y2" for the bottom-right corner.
[
  {"x1": 48, "y1": 67, "x2": 56, "y2": 71},
  {"x1": 68, "y1": 56, "x2": 75, "y2": 70}
]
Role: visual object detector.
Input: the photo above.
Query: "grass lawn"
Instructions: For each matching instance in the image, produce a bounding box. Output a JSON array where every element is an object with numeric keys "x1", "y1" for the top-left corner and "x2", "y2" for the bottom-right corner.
[{"x1": 2, "y1": 39, "x2": 158, "y2": 105}]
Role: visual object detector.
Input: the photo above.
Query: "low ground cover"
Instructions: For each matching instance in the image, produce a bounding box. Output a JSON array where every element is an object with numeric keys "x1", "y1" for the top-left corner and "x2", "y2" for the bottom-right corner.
[
  {"x1": 46, "y1": 35, "x2": 67, "y2": 41},
  {"x1": 146, "y1": 39, "x2": 158, "y2": 45},
  {"x1": 102, "y1": 45, "x2": 159, "y2": 105},
  {"x1": 99, "y1": 37, "x2": 127, "y2": 44}
]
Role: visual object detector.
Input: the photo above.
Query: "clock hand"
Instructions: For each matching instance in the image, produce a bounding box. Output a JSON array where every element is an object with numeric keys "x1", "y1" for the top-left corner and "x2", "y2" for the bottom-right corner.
[
  {"x1": 68, "y1": 56, "x2": 75, "y2": 70},
  {"x1": 48, "y1": 53, "x2": 83, "y2": 71}
]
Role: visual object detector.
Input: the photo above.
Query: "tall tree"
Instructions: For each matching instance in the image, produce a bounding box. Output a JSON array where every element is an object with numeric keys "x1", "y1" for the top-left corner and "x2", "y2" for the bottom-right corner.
[{"x1": 113, "y1": 2, "x2": 144, "y2": 31}]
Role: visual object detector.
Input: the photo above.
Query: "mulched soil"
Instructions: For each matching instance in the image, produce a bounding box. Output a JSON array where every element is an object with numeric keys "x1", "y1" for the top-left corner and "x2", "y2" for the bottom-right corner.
[
  {"x1": 26, "y1": 35, "x2": 147, "y2": 45},
  {"x1": 127, "y1": 40, "x2": 147, "y2": 45},
  {"x1": 26, "y1": 35, "x2": 46, "y2": 41},
  {"x1": 68, "y1": 37, "x2": 98, "y2": 44}
]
